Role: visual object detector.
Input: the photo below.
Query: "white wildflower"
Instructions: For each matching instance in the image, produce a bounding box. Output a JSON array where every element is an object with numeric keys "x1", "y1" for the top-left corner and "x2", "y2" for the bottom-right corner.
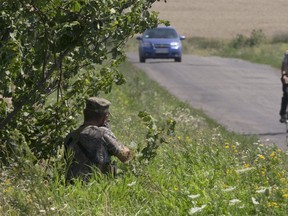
[
  {"x1": 256, "y1": 186, "x2": 271, "y2": 193},
  {"x1": 188, "y1": 194, "x2": 200, "y2": 199},
  {"x1": 252, "y1": 197, "x2": 259, "y2": 205},
  {"x1": 229, "y1": 199, "x2": 241, "y2": 206},
  {"x1": 110, "y1": 8, "x2": 116, "y2": 14},
  {"x1": 39, "y1": 210, "x2": 46, "y2": 213},
  {"x1": 127, "y1": 181, "x2": 136, "y2": 187},
  {"x1": 222, "y1": 186, "x2": 236, "y2": 192},
  {"x1": 235, "y1": 167, "x2": 255, "y2": 174},
  {"x1": 256, "y1": 188, "x2": 266, "y2": 193},
  {"x1": 188, "y1": 204, "x2": 207, "y2": 215}
]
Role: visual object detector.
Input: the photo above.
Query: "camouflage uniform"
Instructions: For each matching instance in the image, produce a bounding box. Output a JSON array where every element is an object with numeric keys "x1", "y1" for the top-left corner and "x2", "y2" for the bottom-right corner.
[{"x1": 65, "y1": 97, "x2": 130, "y2": 182}]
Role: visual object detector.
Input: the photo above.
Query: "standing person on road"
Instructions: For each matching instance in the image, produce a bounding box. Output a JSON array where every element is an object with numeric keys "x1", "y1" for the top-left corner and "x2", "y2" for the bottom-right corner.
[
  {"x1": 64, "y1": 97, "x2": 132, "y2": 182},
  {"x1": 279, "y1": 50, "x2": 288, "y2": 123}
]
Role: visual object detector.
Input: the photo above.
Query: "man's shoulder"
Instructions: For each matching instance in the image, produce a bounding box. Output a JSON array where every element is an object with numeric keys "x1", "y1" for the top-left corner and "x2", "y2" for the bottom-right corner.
[
  {"x1": 80, "y1": 125, "x2": 101, "y2": 134},
  {"x1": 80, "y1": 125, "x2": 113, "y2": 137}
]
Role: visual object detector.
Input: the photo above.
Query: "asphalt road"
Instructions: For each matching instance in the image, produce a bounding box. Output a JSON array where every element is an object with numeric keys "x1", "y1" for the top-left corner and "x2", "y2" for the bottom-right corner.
[{"x1": 127, "y1": 53, "x2": 288, "y2": 150}]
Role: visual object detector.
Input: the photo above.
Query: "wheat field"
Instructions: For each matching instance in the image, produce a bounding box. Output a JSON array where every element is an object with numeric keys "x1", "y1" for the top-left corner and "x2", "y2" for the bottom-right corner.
[{"x1": 152, "y1": 0, "x2": 288, "y2": 39}]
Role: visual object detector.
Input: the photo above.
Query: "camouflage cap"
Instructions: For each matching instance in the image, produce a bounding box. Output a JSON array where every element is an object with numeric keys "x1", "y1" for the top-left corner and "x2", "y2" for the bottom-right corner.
[{"x1": 85, "y1": 97, "x2": 111, "y2": 114}]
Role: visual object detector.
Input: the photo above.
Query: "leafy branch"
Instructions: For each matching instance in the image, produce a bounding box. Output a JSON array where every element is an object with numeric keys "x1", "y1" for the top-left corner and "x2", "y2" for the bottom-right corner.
[
  {"x1": 0, "y1": 0, "x2": 167, "y2": 161},
  {"x1": 138, "y1": 111, "x2": 176, "y2": 162}
]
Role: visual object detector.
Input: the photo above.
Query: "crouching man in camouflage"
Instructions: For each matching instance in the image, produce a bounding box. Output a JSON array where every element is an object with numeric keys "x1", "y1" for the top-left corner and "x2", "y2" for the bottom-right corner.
[{"x1": 64, "y1": 97, "x2": 132, "y2": 182}]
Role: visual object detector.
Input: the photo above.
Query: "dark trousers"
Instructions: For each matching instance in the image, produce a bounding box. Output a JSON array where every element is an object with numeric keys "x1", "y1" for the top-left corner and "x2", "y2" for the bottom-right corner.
[{"x1": 280, "y1": 88, "x2": 288, "y2": 116}]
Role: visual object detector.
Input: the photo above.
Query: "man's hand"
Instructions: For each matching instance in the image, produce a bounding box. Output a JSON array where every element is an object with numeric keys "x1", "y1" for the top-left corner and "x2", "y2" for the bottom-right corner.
[
  {"x1": 283, "y1": 75, "x2": 288, "y2": 84},
  {"x1": 118, "y1": 146, "x2": 133, "y2": 163}
]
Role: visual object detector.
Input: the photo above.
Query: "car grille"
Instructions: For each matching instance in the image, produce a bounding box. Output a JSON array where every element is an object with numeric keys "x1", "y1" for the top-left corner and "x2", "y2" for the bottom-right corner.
[{"x1": 154, "y1": 44, "x2": 170, "y2": 48}]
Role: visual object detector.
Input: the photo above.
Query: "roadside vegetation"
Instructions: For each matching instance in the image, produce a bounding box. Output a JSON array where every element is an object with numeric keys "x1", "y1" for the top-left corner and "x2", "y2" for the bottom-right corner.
[
  {"x1": 2, "y1": 28, "x2": 288, "y2": 215},
  {"x1": 183, "y1": 29, "x2": 288, "y2": 69}
]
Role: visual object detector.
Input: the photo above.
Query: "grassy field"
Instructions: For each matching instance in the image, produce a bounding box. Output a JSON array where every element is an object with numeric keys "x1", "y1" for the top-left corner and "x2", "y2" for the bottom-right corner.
[
  {"x1": 152, "y1": 0, "x2": 288, "y2": 39},
  {"x1": 2, "y1": 56, "x2": 288, "y2": 215}
]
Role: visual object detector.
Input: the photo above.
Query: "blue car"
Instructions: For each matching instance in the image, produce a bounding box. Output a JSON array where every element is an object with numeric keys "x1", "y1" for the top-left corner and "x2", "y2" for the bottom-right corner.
[{"x1": 136, "y1": 26, "x2": 185, "y2": 63}]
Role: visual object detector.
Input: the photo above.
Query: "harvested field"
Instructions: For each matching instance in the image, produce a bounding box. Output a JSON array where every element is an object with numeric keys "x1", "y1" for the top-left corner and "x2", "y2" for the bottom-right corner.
[{"x1": 152, "y1": 0, "x2": 288, "y2": 39}]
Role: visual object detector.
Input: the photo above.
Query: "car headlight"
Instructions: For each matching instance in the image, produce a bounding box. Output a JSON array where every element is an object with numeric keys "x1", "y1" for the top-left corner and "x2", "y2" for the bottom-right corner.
[
  {"x1": 170, "y1": 42, "x2": 180, "y2": 49},
  {"x1": 142, "y1": 42, "x2": 152, "y2": 48}
]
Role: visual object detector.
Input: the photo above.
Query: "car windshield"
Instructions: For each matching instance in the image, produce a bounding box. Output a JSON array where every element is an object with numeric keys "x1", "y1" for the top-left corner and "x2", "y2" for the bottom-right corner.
[{"x1": 143, "y1": 28, "x2": 178, "y2": 39}]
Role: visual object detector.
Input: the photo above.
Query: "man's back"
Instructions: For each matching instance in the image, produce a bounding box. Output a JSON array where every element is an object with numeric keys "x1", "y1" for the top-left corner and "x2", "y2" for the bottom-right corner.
[{"x1": 65, "y1": 125, "x2": 110, "y2": 181}]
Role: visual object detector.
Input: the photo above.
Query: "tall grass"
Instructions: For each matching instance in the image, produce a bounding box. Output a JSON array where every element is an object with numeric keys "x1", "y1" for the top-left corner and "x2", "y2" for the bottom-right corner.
[{"x1": 2, "y1": 31, "x2": 288, "y2": 215}]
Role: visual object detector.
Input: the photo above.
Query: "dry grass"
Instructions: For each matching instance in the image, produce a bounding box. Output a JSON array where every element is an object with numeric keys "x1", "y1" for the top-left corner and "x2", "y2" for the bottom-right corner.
[{"x1": 152, "y1": 0, "x2": 288, "y2": 39}]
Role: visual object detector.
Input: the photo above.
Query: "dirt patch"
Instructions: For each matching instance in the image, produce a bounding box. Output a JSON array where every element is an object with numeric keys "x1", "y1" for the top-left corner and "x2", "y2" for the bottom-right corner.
[{"x1": 152, "y1": 0, "x2": 288, "y2": 39}]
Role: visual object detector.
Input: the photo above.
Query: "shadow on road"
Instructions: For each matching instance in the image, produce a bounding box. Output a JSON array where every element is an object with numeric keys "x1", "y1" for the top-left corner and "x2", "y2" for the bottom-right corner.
[{"x1": 255, "y1": 132, "x2": 288, "y2": 136}]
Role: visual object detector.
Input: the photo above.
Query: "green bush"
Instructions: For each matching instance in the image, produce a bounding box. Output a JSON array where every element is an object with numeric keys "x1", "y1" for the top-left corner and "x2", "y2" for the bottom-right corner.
[
  {"x1": 248, "y1": 29, "x2": 266, "y2": 46},
  {"x1": 230, "y1": 34, "x2": 247, "y2": 49},
  {"x1": 230, "y1": 29, "x2": 266, "y2": 48}
]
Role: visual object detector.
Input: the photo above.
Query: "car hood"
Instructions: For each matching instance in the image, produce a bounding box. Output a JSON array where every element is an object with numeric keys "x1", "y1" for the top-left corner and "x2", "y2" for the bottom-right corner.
[{"x1": 142, "y1": 38, "x2": 181, "y2": 44}]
